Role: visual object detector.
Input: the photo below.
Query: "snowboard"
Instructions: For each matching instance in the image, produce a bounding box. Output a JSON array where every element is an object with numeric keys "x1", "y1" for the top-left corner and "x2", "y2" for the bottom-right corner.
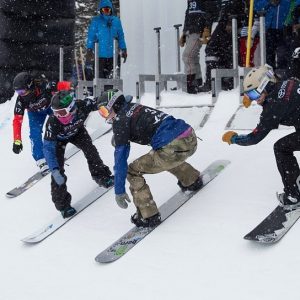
[
  {"x1": 22, "y1": 185, "x2": 113, "y2": 244},
  {"x1": 244, "y1": 204, "x2": 300, "y2": 243},
  {"x1": 6, "y1": 127, "x2": 111, "y2": 198},
  {"x1": 95, "y1": 159, "x2": 230, "y2": 263}
]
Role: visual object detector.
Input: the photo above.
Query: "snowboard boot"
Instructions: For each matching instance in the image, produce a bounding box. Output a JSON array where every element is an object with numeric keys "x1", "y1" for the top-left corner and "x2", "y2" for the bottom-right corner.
[
  {"x1": 197, "y1": 82, "x2": 211, "y2": 93},
  {"x1": 131, "y1": 209, "x2": 161, "y2": 228},
  {"x1": 187, "y1": 74, "x2": 198, "y2": 94},
  {"x1": 36, "y1": 158, "x2": 49, "y2": 175},
  {"x1": 178, "y1": 176, "x2": 203, "y2": 193},
  {"x1": 60, "y1": 206, "x2": 77, "y2": 219},
  {"x1": 93, "y1": 175, "x2": 114, "y2": 188},
  {"x1": 277, "y1": 192, "x2": 300, "y2": 210}
]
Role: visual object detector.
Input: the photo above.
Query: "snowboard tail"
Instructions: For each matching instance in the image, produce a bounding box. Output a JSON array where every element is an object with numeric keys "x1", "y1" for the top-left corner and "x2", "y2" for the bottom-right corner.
[
  {"x1": 95, "y1": 159, "x2": 230, "y2": 263},
  {"x1": 21, "y1": 185, "x2": 113, "y2": 244}
]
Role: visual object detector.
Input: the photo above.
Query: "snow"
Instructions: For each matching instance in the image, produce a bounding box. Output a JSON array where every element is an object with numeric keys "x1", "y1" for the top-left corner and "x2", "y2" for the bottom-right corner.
[
  {"x1": 1, "y1": 87, "x2": 300, "y2": 300},
  {"x1": 1, "y1": 1, "x2": 300, "y2": 299}
]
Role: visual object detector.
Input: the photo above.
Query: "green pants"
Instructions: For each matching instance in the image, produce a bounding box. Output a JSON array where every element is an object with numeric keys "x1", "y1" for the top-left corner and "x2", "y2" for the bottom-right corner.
[{"x1": 127, "y1": 130, "x2": 200, "y2": 219}]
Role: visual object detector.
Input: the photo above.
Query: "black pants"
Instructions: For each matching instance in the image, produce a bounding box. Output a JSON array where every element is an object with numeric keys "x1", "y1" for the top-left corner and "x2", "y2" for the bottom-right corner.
[
  {"x1": 51, "y1": 127, "x2": 111, "y2": 211},
  {"x1": 85, "y1": 57, "x2": 118, "y2": 79},
  {"x1": 274, "y1": 131, "x2": 300, "y2": 198}
]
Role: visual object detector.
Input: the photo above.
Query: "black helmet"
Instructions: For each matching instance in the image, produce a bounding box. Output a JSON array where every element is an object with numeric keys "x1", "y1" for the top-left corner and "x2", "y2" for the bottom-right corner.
[
  {"x1": 51, "y1": 91, "x2": 75, "y2": 110},
  {"x1": 97, "y1": 89, "x2": 126, "y2": 113},
  {"x1": 13, "y1": 72, "x2": 34, "y2": 91}
]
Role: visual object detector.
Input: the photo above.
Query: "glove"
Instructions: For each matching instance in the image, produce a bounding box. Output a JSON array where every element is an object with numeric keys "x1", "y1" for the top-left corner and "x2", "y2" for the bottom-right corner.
[
  {"x1": 222, "y1": 131, "x2": 238, "y2": 145},
  {"x1": 115, "y1": 193, "x2": 131, "y2": 209},
  {"x1": 52, "y1": 168, "x2": 65, "y2": 186},
  {"x1": 200, "y1": 27, "x2": 211, "y2": 44},
  {"x1": 12, "y1": 140, "x2": 23, "y2": 154},
  {"x1": 179, "y1": 34, "x2": 186, "y2": 47},
  {"x1": 86, "y1": 48, "x2": 94, "y2": 64},
  {"x1": 121, "y1": 49, "x2": 127, "y2": 63}
]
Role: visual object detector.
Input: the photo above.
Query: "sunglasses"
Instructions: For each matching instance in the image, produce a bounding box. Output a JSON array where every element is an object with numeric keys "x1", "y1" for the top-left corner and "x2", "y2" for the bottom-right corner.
[
  {"x1": 101, "y1": 7, "x2": 112, "y2": 14},
  {"x1": 244, "y1": 89, "x2": 261, "y2": 101},
  {"x1": 16, "y1": 89, "x2": 30, "y2": 97},
  {"x1": 53, "y1": 99, "x2": 76, "y2": 118}
]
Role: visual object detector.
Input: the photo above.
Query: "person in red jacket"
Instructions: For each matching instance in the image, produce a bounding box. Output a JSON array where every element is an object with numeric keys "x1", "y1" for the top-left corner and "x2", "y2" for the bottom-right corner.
[{"x1": 12, "y1": 72, "x2": 55, "y2": 173}]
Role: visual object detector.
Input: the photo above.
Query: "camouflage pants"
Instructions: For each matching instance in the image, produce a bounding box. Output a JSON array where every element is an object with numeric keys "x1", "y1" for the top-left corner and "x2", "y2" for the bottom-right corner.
[{"x1": 127, "y1": 129, "x2": 200, "y2": 219}]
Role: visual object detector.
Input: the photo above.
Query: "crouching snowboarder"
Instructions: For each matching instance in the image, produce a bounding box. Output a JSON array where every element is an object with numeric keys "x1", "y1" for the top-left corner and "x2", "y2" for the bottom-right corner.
[
  {"x1": 222, "y1": 64, "x2": 300, "y2": 209},
  {"x1": 43, "y1": 90, "x2": 114, "y2": 218},
  {"x1": 97, "y1": 89, "x2": 203, "y2": 227}
]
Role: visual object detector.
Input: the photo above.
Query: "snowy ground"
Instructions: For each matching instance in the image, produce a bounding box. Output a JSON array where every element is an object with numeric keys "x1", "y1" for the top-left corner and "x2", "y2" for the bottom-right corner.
[{"x1": 1, "y1": 89, "x2": 299, "y2": 300}]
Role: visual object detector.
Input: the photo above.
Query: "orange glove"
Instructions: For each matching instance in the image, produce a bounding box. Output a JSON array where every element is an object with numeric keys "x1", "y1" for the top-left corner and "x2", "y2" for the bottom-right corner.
[
  {"x1": 242, "y1": 95, "x2": 252, "y2": 108},
  {"x1": 200, "y1": 27, "x2": 211, "y2": 44},
  {"x1": 222, "y1": 131, "x2": 238, "y2": 145},
  {"x1": 179, "y1": 34, "x2": 186, "y2": 47}
]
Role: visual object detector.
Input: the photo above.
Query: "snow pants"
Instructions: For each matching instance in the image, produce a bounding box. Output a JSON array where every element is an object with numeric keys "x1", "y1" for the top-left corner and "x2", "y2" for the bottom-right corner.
[
  {"x1": 274, "y1": 130, "x2": 300, "y2": 198},
  {"x1": 127, "y1": 129, "x2": 200, "y2": 219},
  {"x1": 28, "y1": 107, "x2": 52, "y2": 162},
  {"x1": 182, "y1": 33, "x2": 203, "y2": 79},
  {"x1": 51, "y1": 127, "x2": 111, "y2": 211}
]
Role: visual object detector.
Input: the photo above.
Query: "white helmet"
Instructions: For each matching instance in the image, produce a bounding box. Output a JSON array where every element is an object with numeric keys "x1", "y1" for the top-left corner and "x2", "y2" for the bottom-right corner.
[{"x1": 243, "y1": 64, "x2": 276, "y2": 93}]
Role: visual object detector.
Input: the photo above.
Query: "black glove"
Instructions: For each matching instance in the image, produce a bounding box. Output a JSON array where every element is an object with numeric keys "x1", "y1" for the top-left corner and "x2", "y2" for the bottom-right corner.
[
  {"x1": 86, "y1": 48, "x2": 94, "y2": 64},
  {"x1": 121, "y1": 49, "x2": 127, "y2": 63},
  {"x1": 13, "y1": 140, "x2": 23, "y2": 154}
]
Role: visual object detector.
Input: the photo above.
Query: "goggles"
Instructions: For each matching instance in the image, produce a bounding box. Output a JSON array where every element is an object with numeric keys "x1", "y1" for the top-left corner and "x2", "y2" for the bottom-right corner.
[
  {"x1": 16, "y1": 89, "x2": 30, "y2": 97},
  {"x1": 98, "y1": 105, "x2": 111, "y2": 118},
  {"x1": 244, "y1": 89, "x2": 261, "y2": 101},
  {"x1": 53, "y1": 99, "x2": 76, "y2": 118},
  {"x1": 100, "y1": 7, "x2": 112, "y2": 14}
]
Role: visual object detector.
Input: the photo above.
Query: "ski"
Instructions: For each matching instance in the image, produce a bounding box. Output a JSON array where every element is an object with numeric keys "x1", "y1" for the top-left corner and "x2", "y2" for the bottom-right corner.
[
  {"x1": 95, "y1": 159, "x2": 230, "y2": 263},
  {"x1": 22, "y1": 185, "x2": 113, "y2": 244},
  {"x1": 6, "y1": 126, "x2": 111, "y2": 198},
  {"x1": 244, "y1": 204, "x2": 300, "y2": 243}
]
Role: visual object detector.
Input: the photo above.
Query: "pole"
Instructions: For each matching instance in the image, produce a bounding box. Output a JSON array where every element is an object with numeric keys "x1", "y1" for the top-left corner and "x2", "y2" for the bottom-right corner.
[
  {"x1": 174, "y1": 24, "x2": 182, "y2": 72},
  {"x1": 59, "y1": 47, "x2": 64, "y2": 81},
  {"x1": 246, "y1": 0, "x2": 254, "y2": 67},
  {"x1": 154, "y1": 27, "x2": 162, "y2": 75}
]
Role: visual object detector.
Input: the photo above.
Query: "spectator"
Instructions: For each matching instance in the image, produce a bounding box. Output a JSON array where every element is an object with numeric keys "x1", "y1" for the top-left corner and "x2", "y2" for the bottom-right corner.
[
  {"x1": 254, "y1": 0, "x2": 290, "y2": 70},
  {"x1": 179, "y1": 0, "x2": 213, "y2": 94},
  {"x1": 199, "y1": 0, "x2": 247, "y2": 92},
  {"x1": 86, "y1": 0, "x2": 127, "y2": 80}
]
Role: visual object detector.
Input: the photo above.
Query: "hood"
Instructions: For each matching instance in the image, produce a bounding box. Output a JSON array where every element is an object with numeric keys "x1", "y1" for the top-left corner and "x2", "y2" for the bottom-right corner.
[{"x1": 98, "y1": 0, "x2": 113, "y2": 11}]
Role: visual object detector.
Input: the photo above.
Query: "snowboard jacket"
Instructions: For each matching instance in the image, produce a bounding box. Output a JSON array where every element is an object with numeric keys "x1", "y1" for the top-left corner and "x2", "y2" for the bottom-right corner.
[
  {"x1": 86, "y1": 0, "x2": 126, "y2": 58},
  {"x1": 183, "y1": 0, "x2": 213, "y2": 34},
  {"x1": 13, "y1": 78, "x2": 53, "y2": 142},
  {"x1": 234, "y1": 79, "x2": 300, "y2": 146},
  {"x1": 254, "y1": 0, "x2": 290, "y2": 30},
  {"x1": 43, "y1": 97, "x2": 99, "y2": 171},
  {"x1": 112, "y1": 102, "x2": 190, "y2": 195}
]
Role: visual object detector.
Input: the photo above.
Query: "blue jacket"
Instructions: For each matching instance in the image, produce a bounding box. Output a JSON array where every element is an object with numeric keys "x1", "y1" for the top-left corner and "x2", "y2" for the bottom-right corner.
[
  {"x1": 254, "y1": 0, "x2": 290, "y2": 30},
  {"x1": 86, "y1": 0, "x2": 126, "y2": 58}
]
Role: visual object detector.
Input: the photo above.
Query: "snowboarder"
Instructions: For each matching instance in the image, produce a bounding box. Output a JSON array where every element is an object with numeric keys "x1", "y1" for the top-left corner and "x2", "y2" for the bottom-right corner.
[
  {"x1": 97, "y1": 89, "x2": 203, "y2": 227},
  {"x1": 43, "y1": 90, "x2": 114, "y2": 218},
  {"x1": 222, "y1": 64, "x2": 300, "y2": 209},
  {"x1": 12, "y1": 72, "x2": 55, "y2": 173}
]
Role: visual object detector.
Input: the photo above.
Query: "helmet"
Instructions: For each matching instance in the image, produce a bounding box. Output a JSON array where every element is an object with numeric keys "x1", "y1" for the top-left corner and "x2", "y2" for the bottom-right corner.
[
  {"x1": 51, "y1": 91, "x2": 77, "y2": 125},
  {"x1": 98, "y1": 89, "x2": 126, "y2": 115},
  {"x1": 243, "y1": 64, "x2": 276, "y2": 93},
  {"x1": 13, "y1": 72, "x2": 34, "y2": 91}
]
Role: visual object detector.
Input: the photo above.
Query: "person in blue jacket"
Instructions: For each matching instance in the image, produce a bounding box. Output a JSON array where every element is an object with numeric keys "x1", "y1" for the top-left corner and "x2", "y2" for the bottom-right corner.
[
  {"x1": 254, "y1": 0, "x2": 290, "y2": 69},
  {"x1": 97, "y1": 89, "x2": 203, "y2": 228},
  {"x1": 86, "y1": 0, "x2": 127, "y2": 79}
]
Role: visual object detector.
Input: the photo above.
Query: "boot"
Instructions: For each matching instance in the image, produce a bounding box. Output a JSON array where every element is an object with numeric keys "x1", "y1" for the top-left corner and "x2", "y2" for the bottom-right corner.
[
  {"x1": 93, "y1": 175, "x2": 114, "y2": 188},
  {"x1": 277, "y1": 192, "x2": 300, "y2": 210},
  {"x1": 60, "y1": 206, "x2": 77, "y2": 219},
  {"x1": 186, "y1": 74, "x2": 198, "y2": 94},
  {"x1": 131, "y1": 209, "x2": 161, "y2": 228},
  {"x1": 197, "y1": 82, "x2": 211, "y2": 93},
  {"x1": 36, "y1": 158, "x2": 49, "y2": 175},
  {"x1": 178, "y1": 176, "x2": 203, "y2": 193}
]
